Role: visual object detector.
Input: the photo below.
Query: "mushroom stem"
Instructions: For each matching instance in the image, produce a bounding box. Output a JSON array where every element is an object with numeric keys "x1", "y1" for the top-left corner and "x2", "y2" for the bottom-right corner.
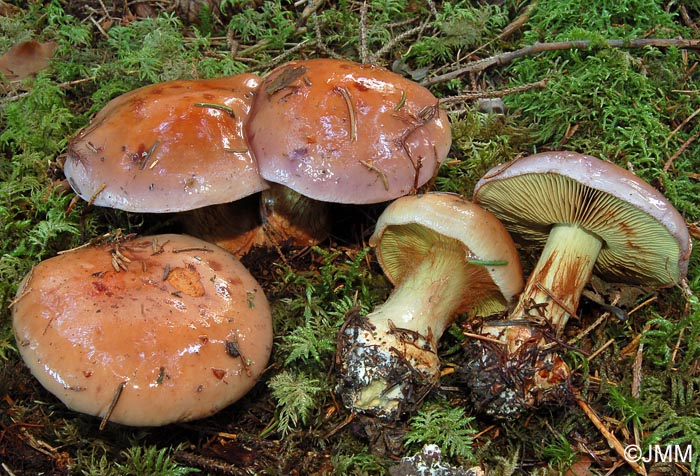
[
  {"x1": 467, "y1": 224, "x2": 604, "y2": 416},
  {"x1": 182, "y1": 195, "x2": 266, "y2": 257},
  {"x1": 371, "y1": 240, "x2": 472, "y2": 337},
  {"x1": 259, "y1": 183, "x2": 330, "y2": 247},
  {"x1": 183, "y1": 184, "x2": 331, "y2": 256},
  {"x1": 511, "y1": 223, "x2": 603, "y2": 332},
  {"x1": 337, "y1": 237, "x2": 477, "y2": 419}
]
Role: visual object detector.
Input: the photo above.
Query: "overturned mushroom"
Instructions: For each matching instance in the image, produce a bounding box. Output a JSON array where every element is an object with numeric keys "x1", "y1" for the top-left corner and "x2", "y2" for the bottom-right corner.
[
  {"x1": 11, "y1": 233, "x2": 273, "y2": 427},
  {"x1": 246, "y1": 58, "x2": 452, "y2": 246},
  {"x1": 336, "y1": 193, "x2": 523, "y2": 419},
  {"x1": 462, "y1": 151, "x2": 692, "y2": 417},
  {"x1": 63, "y1": 75, "x2": 270, "y2": 255}
]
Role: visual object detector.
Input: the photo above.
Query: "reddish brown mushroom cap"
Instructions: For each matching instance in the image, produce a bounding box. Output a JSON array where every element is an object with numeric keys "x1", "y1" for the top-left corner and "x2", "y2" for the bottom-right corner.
[
  {"x1": 246, "y1": 58, "x2": 451, "y2": 204},
  {"x1": 12, "y1": 234, "x2": 272, "y2": 427},
  {"x1": 64, "y1": 75, "x2": 268, "y2": 213}
]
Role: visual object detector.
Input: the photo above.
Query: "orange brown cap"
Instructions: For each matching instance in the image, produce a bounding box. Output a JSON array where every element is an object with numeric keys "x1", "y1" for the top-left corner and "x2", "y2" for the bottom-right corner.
[
  {"x1": 246, "y1": 58, "x2": 451, "y2": 204},
  {"x1": 12, "y1": 233, "x2": 272, "y2": 426},
  {"x1": 64, "y1": 75, "x2": 268, "y2": 213}
]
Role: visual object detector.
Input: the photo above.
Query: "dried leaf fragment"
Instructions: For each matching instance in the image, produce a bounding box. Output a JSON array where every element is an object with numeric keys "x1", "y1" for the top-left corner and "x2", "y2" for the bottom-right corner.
[
  {"x1": 167, "y1": 266, "x2": 205, "y2": 297},
  {"x1": 0, "y1": 40, "x2": 57, "y2": 82}
]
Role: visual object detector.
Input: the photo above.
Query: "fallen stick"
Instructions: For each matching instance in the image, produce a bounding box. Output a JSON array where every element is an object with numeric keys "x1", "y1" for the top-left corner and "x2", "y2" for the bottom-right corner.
[
  {"x1": 575, "y1": 394, "x2": 647, "y2": 476},
  {"x1": 423, "y1": 38, "x2": 700, "y2": 86}
]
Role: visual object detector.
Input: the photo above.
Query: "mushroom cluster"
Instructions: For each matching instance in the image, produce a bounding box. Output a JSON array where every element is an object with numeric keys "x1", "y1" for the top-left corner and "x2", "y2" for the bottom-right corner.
[
  {"x1": 334, "y1": 151, "x2": 690, "y2": 422},
  {"x1": 460, "y1": 151, "x2": 692, "y2": 417},
  {"x1": 63, "y1": 58, "x2": 451, "y2": 255},
  {"x1": 14, "y1": 58, "x2": 453, "y2": 427},
  {"x1": 21, "y1": 55, "x2": 691, "y2": 431}
]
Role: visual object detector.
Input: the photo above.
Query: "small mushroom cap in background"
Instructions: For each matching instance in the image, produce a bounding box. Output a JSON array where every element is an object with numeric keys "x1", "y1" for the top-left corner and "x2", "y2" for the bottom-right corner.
[
  {"x1": 64, "y1": 75, "x2": 268, "y2": 213},
  {"x1": 12, "y1": 234, "x2": 272, "y2": 427},
  {"x1": 370, "y1": 192, "x2": 524, "y2": 310},
  {"x1": 246, "y1": 58, "x2": 452, "y2": 204},
  {"x1": 473, "y1": 151, "x2": 692, "y2": 286}
]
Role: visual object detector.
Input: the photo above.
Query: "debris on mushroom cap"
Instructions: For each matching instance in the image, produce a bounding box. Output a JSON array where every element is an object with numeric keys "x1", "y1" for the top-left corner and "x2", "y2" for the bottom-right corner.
[
  {"x1": 246, "y1": 58, "x2": 452, "y2": 204},
  {"x1": 473, "y1": 151, "x2": 692, "y2": 286},
  {"x1": 11, "y1": 233, "x2": 273, "y2": 427},
  {"x1": 64, "y1": 74, "x2": 268, "y2": 213},
  {"x1": 371, "y1": 192, "x2": 524, "y2": 307}
]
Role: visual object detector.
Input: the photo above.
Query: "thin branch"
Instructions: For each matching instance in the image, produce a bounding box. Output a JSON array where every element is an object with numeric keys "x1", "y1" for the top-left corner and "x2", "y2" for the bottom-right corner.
[
  {"x1": 680, "y1": 5, "x2": 699, "y2": 32},
  {"x1": 369, "y1": 23, "x2": 428, "y2": 63},
  {"x1": 663, "y1": 127, "x2": 700, "y2": 172},
  {"x1": 359, "y1": 0, "x2": 369, "y2": 64},
  {"x1": 298, "y1": 0, "x2": 324, "y2": 23},
  {"x1": 256, "y1": 39, "x2": 315, "y2": 71},
  {"x1": 311, "y1": 11, "x2": 340, "y2": 59},
  {"x1": 1, "y1": 76, "x2": 97, "y2": 104},
  {"x1": 496, "y1": 2, "x2": 534, "y2": 42},
  {"x1": 575, "y1": 395, "x2": 647, "y2": 476},
  {"x1": 438, "y1": 78, "x2": 547, "y2": 106},
  {"x1": 422, "y1": 38, "x2": 700, "y2": 87},
  {"x1": 666, "y1": 105, "x2": 700, "y2": 142}
]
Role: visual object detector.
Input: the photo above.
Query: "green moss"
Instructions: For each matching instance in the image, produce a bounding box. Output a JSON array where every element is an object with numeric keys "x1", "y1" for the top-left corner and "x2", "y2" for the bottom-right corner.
[
  {"x1": 522, "y1": 0, "x2": 680, "y2": 41},
  {"x1": 437, "y1": 108, "x2": 532, "y2": 196},
  {"x1": 1, "y1": 0, "x2": 698, "y2": 474},
  {"x1": 404, "y1": 402, "x2": 477, "y2": 461}
]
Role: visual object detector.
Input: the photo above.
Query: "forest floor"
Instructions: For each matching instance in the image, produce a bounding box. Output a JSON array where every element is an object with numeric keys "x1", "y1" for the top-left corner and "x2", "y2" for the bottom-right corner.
[{"x1": 1, "y1": 1, "x2": 699, "y2": 475}]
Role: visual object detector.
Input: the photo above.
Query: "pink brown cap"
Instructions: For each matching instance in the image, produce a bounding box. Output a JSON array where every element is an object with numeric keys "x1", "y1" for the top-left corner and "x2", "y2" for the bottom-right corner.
[
  {"x1": 64, "y1": 75, "x2": 268, "y2": 213},
  {"x1": 473, "y1": 151, "x2": 692, "y2": 286},
  {"x1": 12, "y1": 233, "x2": 272, "y2": 427},
  {"x1": 246, "y1": 58, "x2": 452, "y2": 204}
]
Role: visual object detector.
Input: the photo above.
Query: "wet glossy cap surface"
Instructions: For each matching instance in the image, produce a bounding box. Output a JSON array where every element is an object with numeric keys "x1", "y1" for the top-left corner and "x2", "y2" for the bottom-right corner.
[
  {"x1": 246, "y1": 59, "x2": 452, "y2": 204},
  {"x1": 12, "y1": 234, "x2": 273, "y2": 426},
  {"x1": 64, "y1": 75, "x2": 268, "y2": 213},
  {"x1": 473, "y1": 151, "x2": 692, "y2": 285}
]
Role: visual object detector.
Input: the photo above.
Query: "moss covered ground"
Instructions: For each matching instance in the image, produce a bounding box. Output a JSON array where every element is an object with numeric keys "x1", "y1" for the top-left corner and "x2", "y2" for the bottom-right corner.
[{"x1": 1, "y1": 1, "x2": 699, "y2": 474}]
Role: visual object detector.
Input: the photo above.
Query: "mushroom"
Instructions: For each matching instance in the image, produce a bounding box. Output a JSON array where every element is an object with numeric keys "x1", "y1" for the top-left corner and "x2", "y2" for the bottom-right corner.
[
  {"x1": 335, "y1": 192, "x2": 523, "y2": 419},
  {"x1": 462, "y1": 151, "x2": 692, "y2": 417},
  {"x1": 11, "y1": 233, "x2": 273, "y2": 427},
  {"x1": 63, "y1": 75, "x2": 270, "y2": 256},
  {"x1": 245, "y1": 58, "x2": 452, "y2": 246}
]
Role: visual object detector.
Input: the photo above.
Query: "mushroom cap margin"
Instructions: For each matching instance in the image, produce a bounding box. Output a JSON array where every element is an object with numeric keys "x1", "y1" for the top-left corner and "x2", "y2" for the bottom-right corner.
[
  {"x1": 64, "y1": 75, "x2": 269, "y2": 213},
  {"x1": 473, "y1": 151, "x2": 692, "y2": 286}
]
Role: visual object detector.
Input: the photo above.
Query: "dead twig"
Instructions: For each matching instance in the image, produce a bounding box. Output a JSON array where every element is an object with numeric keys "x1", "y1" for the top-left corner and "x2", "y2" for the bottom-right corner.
[
  {"x1": 422, "y1": 38, "x2": 700, "y2": 87},
  {"x1": 359, "y1": 0, "x2": 369, "y2": 64},
  {"x1": 438, "y1": 79, "x2": 548, "y2": 106},
  {"x1": 496, "y1": 2, "x2": 534, "y2": 42},
  {"x1": 663, "y1": 127, "x2": 700, "y2": 172},
  {"x1": 575, "y1": 394, "x2": 647, "y2": 476},
  {"x1": 680, "y1": 5, "x2": 699, "y2": 32},
  {"x1": 1, "y1": 76, "x2": 97, "y2": 104},
  {"x1": 369, "y1": 23, "x2": 429, "y2": 64}
]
